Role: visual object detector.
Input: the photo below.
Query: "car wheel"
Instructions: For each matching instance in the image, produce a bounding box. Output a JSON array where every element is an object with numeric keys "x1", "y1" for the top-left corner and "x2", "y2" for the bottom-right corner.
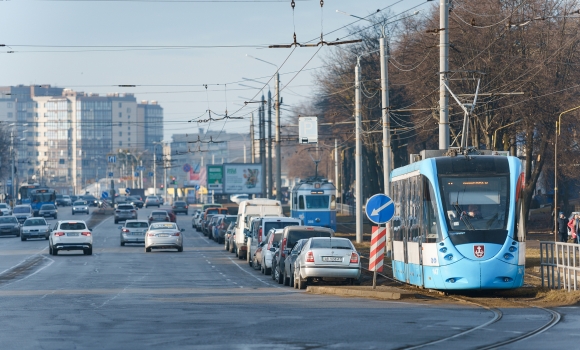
[
  {"x1": 265, "y1": 263, "x2": 271, "y2": 276},
  {"x1": 114, "y1": 220, "x2": 118, "y2": 224},
  {"x1": 120, "y1": 241, "x2": 125, "y2": 246},
  {"x1": 276, "y1": 267, "x2": 284, "y2": 284},
  {"x1": 48, "y1": 244, "x2": 53, "y2": 255},
  {"x1": 283, "y1": 270, "x2": 290, "y2": 286},
  {"x1": 177, "y1": 246, "x2": 183, "y2": 252},
  {"x1": 293, "y1": 271, "x2": 298, "y2": 289},
  {"x1": 53, "y1": 247, "x2": 58, "y2": 256},
  {"x1": 21, "y1": 235, "x2": 26, "y2": 241},
  {"x1": 297, "y1": 272, "x2": 307, "y2": 290},
  {"x1": 145, "y1": 247, "x2": 151, "y2": 253},
  {"x1": 260, "y1": 262, "x2": 265, "y2": 274},
  {"x1": 271, "y1": 264, "x2": 277, "y2": 280},
  {"x1": 289, "y1": 270, "x2": 295, "y2": 288},
  {"x1": 72, "y1": 212, "x2": 75, "y2": 215},
  {"x1": 45, "y1": 235, "x2": 49, "y2": 240},
  {"x1": 84, "y1": 248, "x2": 92, "y2": 255},
  {"x1": 16, "y1": 232, "x2": 20, "y2": 237},
  {"x1": 248, "y1": 256, "x2": 253, "y2": 267}
]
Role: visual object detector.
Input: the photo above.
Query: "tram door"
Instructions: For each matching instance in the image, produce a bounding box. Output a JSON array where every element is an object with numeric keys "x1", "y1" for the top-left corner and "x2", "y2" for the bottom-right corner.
[{"x1": 405, "y1": 176, "x2": 423, "y2": 286}]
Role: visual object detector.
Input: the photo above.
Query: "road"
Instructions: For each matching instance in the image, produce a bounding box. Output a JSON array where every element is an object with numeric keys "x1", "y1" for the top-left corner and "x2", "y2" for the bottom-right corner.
[{"x1": 0, "y1": 206, "x2": 576, "y2": 349}]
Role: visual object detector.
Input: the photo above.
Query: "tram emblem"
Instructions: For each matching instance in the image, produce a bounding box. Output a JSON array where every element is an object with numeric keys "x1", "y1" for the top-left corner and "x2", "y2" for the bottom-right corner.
[{"x1": 474, "y1": 245, "x2": 485, "y2": 258}]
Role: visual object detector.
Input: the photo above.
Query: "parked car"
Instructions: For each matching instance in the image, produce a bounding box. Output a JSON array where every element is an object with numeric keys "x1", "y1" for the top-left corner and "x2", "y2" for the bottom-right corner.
[
  {"x1": 72, "y1": 201, "x2": 89, "y2": 215},
  {"x1": 145, "y1": 196, "x2": 161, "y2": 208},
  {"x1": 202, "y1": 214, "x2": 216, "y2": 236},
  {"x1": 127, "y1": 196, "x2": 144, "y2": 208},
  {"x1": 214, "y1": 215, "x2": 237, "y2": 243},
  {"x1": 145, "y1": 222, "x2": 184, "y2": 253},
  {"x1": 20, "y1": 217, "x2": 50, "y2": 241},
  {"x1": 201, "y1": 208, "x2": 228, "y2": 233},
  {"x1": 114, "y1": 204, "x2": 138, "y2": 224},
  {"x1": 0, "y1": 203, "x2": 12, "y2": 216},
  {"x1": 283, "y1": 239, "x2": 308, "y2": 287},
  {"x1": 149, "y1": 210, "x2": 171, "y2": 224},
  {"x1": 224, "y1": 221, "x2": 236, "y2": 252},
  {"x1": 49, "y1": 220, "x2": 93, "y2": 255},
  {"x1": 119, "y1": 220, "x2": 149, "y2": 246},
  {"x1": 248, "y1": 217, "x2": 301, "y2": 266},
  {"x1": 272, "y1": 226, "x2": 334, "y2": 285},
  {"x1": 162, "y1": 209, "x2": 177, "y2": 223},
  {"x1": 191, "y1": 211, "x2": 202, "y2": 229},
  {"x1": 13, "y1": 205, "x2": 33, "y2": 224},
  {"x1": 234, "y1": 199, "x2": 282, "y2": 260},
  {"x1": 207, "y1": 215, "x2": 221, "y2": 238},
  {"x1": 38, "y1": 204, "x2": 58, "y2": 219},
  {"x1": 0, "y1": 216, "x2": 20, "y2": 237},
  {"x1": 172, "y1": 201, "x2": 189, "y2": 215},
  {"x1": 262, "y1": 228, "x2": 283, "y2": 275},
  {"x1": 81, "y1": 195, "x2": 99, "y2": 207},
  {"x1": 292, "y1": 237, "x2": 361, "y2": 289}
]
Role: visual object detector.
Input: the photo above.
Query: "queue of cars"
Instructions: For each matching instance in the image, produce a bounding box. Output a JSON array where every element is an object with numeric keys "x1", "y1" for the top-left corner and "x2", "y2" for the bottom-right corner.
[{"x1": 192, "y1": 199, "x2": 362, "y2": 288}]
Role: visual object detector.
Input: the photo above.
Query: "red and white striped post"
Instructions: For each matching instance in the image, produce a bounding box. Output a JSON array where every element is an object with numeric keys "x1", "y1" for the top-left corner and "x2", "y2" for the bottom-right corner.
[{"x1": 369, "y1": 226, "x2": 387, "y2": 288}]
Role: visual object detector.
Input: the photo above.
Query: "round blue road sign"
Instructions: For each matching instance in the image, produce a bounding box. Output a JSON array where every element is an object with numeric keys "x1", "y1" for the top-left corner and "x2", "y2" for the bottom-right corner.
[
  {"x1": 365, "y1": 194, "x2": 395, "y2": 224},
  {"x1": 125, "y1": 188, "x2": 131, "y2": 194},
  {"x1": 101, "y1": 191, "x2": 109, "y2": 199}
]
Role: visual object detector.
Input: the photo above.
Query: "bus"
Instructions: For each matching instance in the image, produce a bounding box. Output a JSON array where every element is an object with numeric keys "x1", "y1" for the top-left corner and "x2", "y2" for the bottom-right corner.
[
  {"x1": 19, "y1": 183, "x2": 41, "y2": 204},
  {"x1": 29, "y1": 188, "x2": 57, "y2": 216}
]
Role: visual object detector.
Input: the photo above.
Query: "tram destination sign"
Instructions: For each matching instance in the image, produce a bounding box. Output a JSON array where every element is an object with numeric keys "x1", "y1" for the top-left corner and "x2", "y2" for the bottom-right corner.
[{"x1": 365, "y1": 194, "x2": 395, "y2": 224}]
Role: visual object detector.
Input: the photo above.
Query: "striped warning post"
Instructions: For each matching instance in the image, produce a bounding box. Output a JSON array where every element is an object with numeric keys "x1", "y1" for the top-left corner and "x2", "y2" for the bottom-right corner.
[{"x1": 369, "y1": 226, "x2": 386, "y2": 272}]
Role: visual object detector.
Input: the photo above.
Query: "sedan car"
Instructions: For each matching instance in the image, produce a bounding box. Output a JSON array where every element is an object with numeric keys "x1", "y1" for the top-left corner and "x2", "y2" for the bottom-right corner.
[
  {"x1": 262, "y1": 229, "x2": 283, "y2": 275},
  {"x1": 172, "y1": 201, "x2": 189, "y2": 215},
  {"x1": 0, "y1": 216, "x2": 20, "y2": 237},
  {"x1": 114, "y1": 204, "x2": 138, "y2": 224},
  {"x1": 149, "y1": 210, "x2": 171, "y2": 224},
  {"x1": 283, "y1": 239, "x2": 308, "y2": 287},
  {"x1": 72, "y1": 201, "x2": 89, "y2": 215},
  {"x1": 293, "y1": 237, "x2": 361, "y2": 289},
  {"x1": 163, "y1": 209, "x2": 177, "y2": 223},
  {"x1": 127, "y1": 196, "x2": 144, "y2": 208},
  {"x1": 81, "y1": 195, "x2": 99, "y2": 207},
  {"x1": 0, "y1": 203, "x2": 12, "y2": 216},
  {"x1": 145, "y1": 196, "x2": 161, "y2": 208},
  {"x1": 38, "y1": 204, "x2": 58, "y2": 219},
  {"x1": 119, "y1": 220, "x2": 149, "y2": 246},
  {"x1": 49, "y1": 220, "x2": 93, "y2": 255},
  {"x1": 145, "y1": 222, "x2": 184, "y2": 252},
  {"x1": 214, "y1": 215, "x2": 237, "y2": 244},
  {"x1": 21, "y1": 217, "x2": 50, "y2": 241}
]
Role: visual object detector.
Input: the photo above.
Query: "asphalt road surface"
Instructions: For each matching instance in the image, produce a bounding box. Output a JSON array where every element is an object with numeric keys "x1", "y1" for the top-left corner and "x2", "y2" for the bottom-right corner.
[{"x1": 0, "y1": 206, "x2": 576, "y2": 349}]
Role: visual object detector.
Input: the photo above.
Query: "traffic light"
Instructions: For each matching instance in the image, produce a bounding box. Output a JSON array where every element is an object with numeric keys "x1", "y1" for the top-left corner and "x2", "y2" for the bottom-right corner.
[{"x1": 171, "y1": 177, "x2": 176, "y2": 185}]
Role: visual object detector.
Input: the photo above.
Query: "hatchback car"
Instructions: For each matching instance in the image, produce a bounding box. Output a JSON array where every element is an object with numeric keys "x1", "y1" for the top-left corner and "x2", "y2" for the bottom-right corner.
[
  {"x1": 262, "y1": 229, "x2": 283, "y2": 275},
  {"x1": 38, "y1": 204, "x2": 58, "y2": 219},
  {"x1": 283, "y1": 239, "x2": 308, "y2": 286},
  {"x1": 115, "y1": 204, "x2": 138, "y2": 224},
  {"x1": 72, "y1": 201, "x2": 89, "y2": 215},
  {"x1": 163, "y1": 209, "x2": 177, "y2": 223},
  {"x1": 149, "y1": 210, "x2": 171, "y2": 223},
  {"x1": 0, "y1": 216, "x2": 20, "y2": 237},
  {"x1": 145, "y1": 222, "x2": 184, "y2": 252},
  {"x1": 207, "y1": 215, "x2": 222, "y2": 239},
  {"x1": 172, "y1": 201, "x2": 189, "y2": 215},
  {"x1": 13, "y1": 205, "x2": 33, "y2": 224},
  {"x1": 214, "y1": 215, "x2": 237, "y2": 243},
  {"x1": 0, "y1": 203, "x2": 12, "y2": 216},
  {"x1": 119, "y1": 220, "x2": 149, "y2": 246},
  {"x1": 293, "y1": 237, "x2": 361, "y2": 289},
  {"x1": 145, "y1": 196, "x2": 161, "y2": 208},
  {"x1": 21, "y1": 217, "x2": 50, "y2": 241},
  {"x1": 49, "y1": 220, "x2": 93, "y2": 255}
]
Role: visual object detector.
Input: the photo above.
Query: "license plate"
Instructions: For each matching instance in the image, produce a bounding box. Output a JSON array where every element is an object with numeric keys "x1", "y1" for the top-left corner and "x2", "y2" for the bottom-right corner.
[
  {"x1": 44, "y1": 214, "x2": 51, "y2": 217},
  {"x1": 132, "y1": 232, "x2": 143, "y2": 235},
  {"x1": 158, "y1": 234, "x2": 169, "y2": 237},
  {"x1": 68, "y1": 233, "x2": 79, "y2": 236},
  {"x1": 322, "y1": 256, "x2": 342, "y2": 262}
]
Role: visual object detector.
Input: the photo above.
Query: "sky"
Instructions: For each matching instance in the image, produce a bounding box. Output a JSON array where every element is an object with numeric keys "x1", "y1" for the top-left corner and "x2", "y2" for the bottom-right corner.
[{"x1": 1, "y1": 0, "x2": 433, "y2": 142}]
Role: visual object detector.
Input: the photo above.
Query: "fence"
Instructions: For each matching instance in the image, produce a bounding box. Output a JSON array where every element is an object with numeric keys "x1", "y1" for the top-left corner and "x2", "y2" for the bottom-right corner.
[{"x1": 539, "y1": 241, "x2": 580, "y2": 291}]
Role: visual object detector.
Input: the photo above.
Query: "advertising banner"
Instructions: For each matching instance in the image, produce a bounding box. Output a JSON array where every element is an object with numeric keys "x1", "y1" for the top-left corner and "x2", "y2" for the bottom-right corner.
[
  {"x1": 223, "y1": 163, "x2": 263, "y2": 194},
  {"x1": 207, "y1": 165, "x2": 223, "y2": 193}
]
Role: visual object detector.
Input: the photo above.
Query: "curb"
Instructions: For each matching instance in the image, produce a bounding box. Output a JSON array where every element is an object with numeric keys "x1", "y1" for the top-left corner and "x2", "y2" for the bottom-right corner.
[{"x1": 306, "y1": 286, "x2": 415, "y2": 300}]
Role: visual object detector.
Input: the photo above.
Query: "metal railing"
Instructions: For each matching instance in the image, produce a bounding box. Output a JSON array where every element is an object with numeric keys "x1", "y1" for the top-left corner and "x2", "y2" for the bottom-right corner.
[{"x1": 539, "y1": 241, "x2": 580, "y2": 291}]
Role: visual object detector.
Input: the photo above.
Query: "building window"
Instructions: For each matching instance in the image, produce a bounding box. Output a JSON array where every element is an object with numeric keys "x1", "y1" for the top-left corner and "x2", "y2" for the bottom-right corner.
[
  {"x1": 119, "y1": 112, "x2": 122, "y2": 118},
  {"x1": 7, "y1": 102, "x2": 13, "y2": 108},
  {"x1": 119, "y1": 141, "x2": 122, "y2": 146},
  {"x1": 127, "y1": 115, "x2": 131, "y2": 119},
  {"x1": 128, "y1": 137, "x2": 131, "y2": 141},
  {"x1": 128, "y1": 132, "x2": 131, "y2": 136},
  {"x1": 118, "y1": 122, "x2": 122, "y2": 127},
  {"x1": 128, "y1": 126, "x2": 131, "y2": 130},
  {"x1": 119, "y1": 102, "x2": 122, "y2": 108},
  {"x1": 119, "y1": 132, "x2": 122, "y2": 136},
  {"x1": 59, "y1": 159, "x2": 65, "y2": 164},
  {"x1": 127, "y1": 107, "x2": 131, "y2": 113},
  {"x1": 7, "y1": 112, "x2": 13, "y2": 118}
]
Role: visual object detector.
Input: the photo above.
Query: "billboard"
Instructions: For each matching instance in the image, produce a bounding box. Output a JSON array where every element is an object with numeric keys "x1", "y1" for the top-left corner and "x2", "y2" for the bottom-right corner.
[
  {"x1": 207, "y1": 165, "x2": 223, "y2": 193},
  {"x1": 223, "y1": 163, "x2": 263, "y2": 194}
]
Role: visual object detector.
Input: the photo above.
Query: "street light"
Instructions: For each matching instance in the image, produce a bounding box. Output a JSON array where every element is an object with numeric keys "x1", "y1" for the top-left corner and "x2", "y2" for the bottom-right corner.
[
  {"x1": 153, "y1": 141, "x2": 165, "y2": 196},
  {"x1": 554, "y1": 105, "x2": 580, "y2": 241},
  {"x1": 492, "y1": 120, "x2": 522, "y2": 151},
  {"x1": 7, "y1": 123, "x2": 28, "y2": 205}
]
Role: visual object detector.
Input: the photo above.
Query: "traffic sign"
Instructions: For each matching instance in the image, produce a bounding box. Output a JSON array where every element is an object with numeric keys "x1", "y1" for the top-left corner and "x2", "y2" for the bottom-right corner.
[
  {"x1": 148, "y1": 172, "x2": 154, "y2": 177},
  {"x1": 108, "y1": 172, "x2": 114, "y2": 177},
  {"x1": 137, "y1": 166, "x2": 145, "y2": 171},
  {"x1": 125, "y1": 188, "x2": 131, "y2": 194},
  {"x1": 369, "y1": 227, "x2": 386, "y2": 272},
  {"x1": 195, "y1": 185, "x2": 200, "y2": 190},
  {"x1": 101, "y1": 191, "x2": 109, "y2": 199},
  {"x1": 365, "y1": 194, "x2": 395, "y2": 224},
  {"x1": 183, "y1": 164, "x2": 191, "y2": 173},
  {"x1": 108, "y1": 156, "x2": 116, "y2": 163}
]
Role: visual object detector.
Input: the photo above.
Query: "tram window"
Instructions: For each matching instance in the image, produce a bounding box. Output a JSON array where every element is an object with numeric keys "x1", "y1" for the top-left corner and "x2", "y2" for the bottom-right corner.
[
  {"x1": 330, "y1": 195, "x2": 336, "y2": 210},
  {"x1": 293, "y1": 195, "x2": 297, "y2": 208},
  {"x1": 422, "y1": 176, "x2": 441, "y2": 243},
  {"x1": 299, "y1": 195, "x2": 305, "y2": 210},
  {"x1": 392, "y1": 180, "x2": 404, "y2": 242},
  {"x1": 305, "y1": 196, "x2": 329, "y2": 209}
]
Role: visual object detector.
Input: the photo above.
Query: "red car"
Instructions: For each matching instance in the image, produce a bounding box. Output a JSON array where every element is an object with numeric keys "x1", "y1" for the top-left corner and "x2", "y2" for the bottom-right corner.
[{"x1": 163, "y1": 209, "x2": 177, "y2": 223}]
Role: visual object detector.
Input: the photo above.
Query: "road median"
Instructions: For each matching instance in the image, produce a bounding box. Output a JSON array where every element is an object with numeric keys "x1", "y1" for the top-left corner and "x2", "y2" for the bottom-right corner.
[{"x1": 307, "y1": 285, "x2": 415, "y2": 300}]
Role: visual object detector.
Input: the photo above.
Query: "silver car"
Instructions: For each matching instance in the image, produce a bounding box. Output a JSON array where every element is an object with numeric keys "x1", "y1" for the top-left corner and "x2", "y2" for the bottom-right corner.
[
  {"x1": 0, "y1": 216, "x2": 20, "y2": 237},
  {"x1": 72, "y1": 201, "x2": 89, "y2": 215},
  {"x1": 114, "y1": 204, "x2": 138, "y2": 224},
  {"x1": 119, "y1": 220, "x2": 149, "y2": 246},
  {"x1": 0, "y1": 203, "x2": 12, "y2": 216},
  {"x1": 145, "y1": 222, "x2": 184, "y2": 253},
  {"x1": 145, "y1": 196, "x2": 161, "y2": 208},
  {"x1": 293, "y1": 237, "x2": 361, "y2": 289},
  {"x1": 38, "y1": 204, "x2": 58, "y2": 219},
  {"x1": 21, "y1": 217, "x2": 50, "y2": 241}
]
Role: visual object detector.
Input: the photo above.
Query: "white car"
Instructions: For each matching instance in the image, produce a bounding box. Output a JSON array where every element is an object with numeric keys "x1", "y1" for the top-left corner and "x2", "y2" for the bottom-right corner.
[
  {"x1": 21, "y1": 217, "x2": 50, "y2": 241},
  {"x1": 49, "y1": 220, "x2": 93, "y2": 255},
  {"x1": 0, "y1": 203, "x2": 12, "y2": 216},
  {"x1": 72, "y1": 201, "x2": 89, "y2": 215},
  {"x1": 145, "y1": 222, "x2": 184, "y2": 253},
  {"x1": 261, "y1": 228, "x2": 284, "y2": 275}
]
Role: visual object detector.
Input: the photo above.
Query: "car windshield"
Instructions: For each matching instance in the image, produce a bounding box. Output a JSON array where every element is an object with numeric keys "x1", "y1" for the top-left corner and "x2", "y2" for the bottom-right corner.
[
  {"x1": 73, "y1": 201, "x2": 86, "y2": 206},
  {"x1": 0, "y1": 217, "x2": 17, "y2": 224},
  {"x1": 225, "y1": 217, "x2": 236, "y2": 224},
  {"x1": 287, "y1": 230, "x2": 332, "y2": 248},
  {"x1": 24, "y1": 219, "x2": 47, "y2": 226},
  {"x1": 150, "y1": 223, "x2": 177, "y2": 230},
  {"x1": 41, "y1": 204, "x2": 55, "y2": 210},
  {"x1": 264, "y1": 221, "x2": 299, "y2": 233},
  {"x1": 60, "y1": 222, "x2": 87, "y2": 230},
  {"x1": 175, "y1": 202, "x2": 186, "y2": 207},
  {"x1": 152, "y1": 212, "x2": 167, "y2": 218},
  {"x1": 118, "y1": 206, "x2": 134, "y2": 210},
  {"x1": 126, "y1": 222, "x2": 149, "y2": 228},
  {"x1": 14, "y1": 207, "x2": 31, "y2": 214},
  {"x1": 310, "y1": 238, "x2": 353, "y2": 250}
]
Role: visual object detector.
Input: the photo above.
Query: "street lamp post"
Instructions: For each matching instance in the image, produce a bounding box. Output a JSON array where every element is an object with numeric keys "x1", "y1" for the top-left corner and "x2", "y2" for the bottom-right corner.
[{"x1": 554, "y1": 105, "x2": 580, "y2": 241}]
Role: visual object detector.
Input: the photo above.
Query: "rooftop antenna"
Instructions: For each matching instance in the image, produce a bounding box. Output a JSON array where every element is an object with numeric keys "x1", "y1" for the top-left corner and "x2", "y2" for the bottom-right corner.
[{"x1": 443, "y1": 78, "x2": 481, "y2": 152}]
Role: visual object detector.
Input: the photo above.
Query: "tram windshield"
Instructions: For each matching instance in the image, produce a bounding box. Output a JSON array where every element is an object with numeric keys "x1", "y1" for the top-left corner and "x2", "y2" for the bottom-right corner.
[
  {"x1": 439, "y1": 176, "x2": 509, "y2": 244},
  {"x1": 305, "y1": 195, "x2": 330, "y2": 209}
]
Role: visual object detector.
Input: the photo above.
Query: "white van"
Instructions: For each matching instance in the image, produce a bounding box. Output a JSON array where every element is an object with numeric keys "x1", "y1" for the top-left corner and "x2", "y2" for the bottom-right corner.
[
  {"x1": 248, "y1": 216, "x2": 301, "y2": 267},
  {"x1": 234, "y1": 199, "x2": 282, "y2": 259}
]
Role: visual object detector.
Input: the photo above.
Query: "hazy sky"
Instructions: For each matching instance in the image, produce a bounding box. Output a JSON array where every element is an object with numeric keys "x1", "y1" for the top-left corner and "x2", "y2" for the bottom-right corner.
[{"x1": 1, "y1": 0, "x2": 432, "y2": 141}]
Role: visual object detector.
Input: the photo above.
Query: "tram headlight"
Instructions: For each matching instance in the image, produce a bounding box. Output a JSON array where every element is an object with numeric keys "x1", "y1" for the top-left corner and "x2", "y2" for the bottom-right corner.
[
  {"x1": 508, "y1": 246, "x2": 517, "y2": 252},
  {"x1": 439, "y1": 247, "x2": 447, "y2": 253},
  {"x1": 444, "y1": 254, "x2": 453, "y2": 261},
  {"x1": 504, "y1": 253, "x2": 514, "y2": 260}
]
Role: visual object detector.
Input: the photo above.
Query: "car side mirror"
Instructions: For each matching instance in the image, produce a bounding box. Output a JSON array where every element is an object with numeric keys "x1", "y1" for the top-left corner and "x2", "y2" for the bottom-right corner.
[{"x1": 181, "y1": 228, "x2": 185, "y2": 232}]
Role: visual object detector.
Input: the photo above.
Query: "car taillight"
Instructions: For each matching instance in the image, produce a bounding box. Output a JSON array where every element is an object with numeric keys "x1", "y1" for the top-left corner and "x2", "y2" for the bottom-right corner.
[
  {"x1": 172, "y1": 232, "x2": 180, "y2": 236},
  {"x1": 258, "y1": 228, "x2": 262, "y2": 243},
  {"x1": 55, "y1": 232, "x2": 65, "y2": 236},
  {"x1": 185, "y1": 205, "x2": 188, "y2": 208},
  {"x1": 281, "y1": 238, "x2": 287, "y2": 257},
  {"x1": 148, "y1": 233, "x2": 154, "y2": 236},
  {"x1": 350, "y1": 252, "x2": 359, "y2": 264},
  {"x1": 306, "y1": 251, "x2": 314, "y2": 262},
  {"x1": 172, "y1": 206, "x2": 176, "y2": 209},
  {"x1": 122, "y1": 228, "x2": 130, "y2": 233},
  {"x1": 82, "y1": 231, "x2": 91, "y2": 236}
]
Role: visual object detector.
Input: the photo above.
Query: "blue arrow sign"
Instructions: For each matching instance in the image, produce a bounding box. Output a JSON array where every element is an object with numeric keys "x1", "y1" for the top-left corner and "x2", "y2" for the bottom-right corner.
[
  {"x1": 108, "y1": 172, "x2": 114, "y2": 177},
  {"x1": 149, "y1": 172, "x2": 154, "y2": 177},
  {"x1": 101, "y1": 191, "x2": 109, "y2": 199},
  {"x1": 365, "y1": 194, "x2": 395, "y2": 224},
  {"x1": 125, "y1": 188, "x2": 131, "y2": 194}
]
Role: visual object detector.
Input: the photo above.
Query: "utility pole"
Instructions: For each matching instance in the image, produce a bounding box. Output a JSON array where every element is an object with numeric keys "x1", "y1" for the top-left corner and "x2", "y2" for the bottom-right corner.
[
  {"x1": 153, "y1": 147, "x2": 157, "y2": 195},
  {"x1": 10, "y1": 128, "x2": 15, "y2": 206},
  {"x1": 250, "y1": 113, "x2": 255, "y2": 163},
  {"x1": 275, "y1": 72, "x2": 281, "y2": 201},
  {"x1": 260, "y1": 98, "x2": 267, "y2": 197},
  {"x1": 439, "y1": 0, "x2": 450, "y2": 150},
  {"x1": 334, "y1": 139, "x2": 338, "y2": 193},
  {"x1": 380, "y1": 30, "x2": 391, "y2": 198},
  {"x1": 267, "y1": 89, "x2": 273, "y2": 199},
  {"x1": 355, "y1": 58, "x2": 363, "y2": 244}
]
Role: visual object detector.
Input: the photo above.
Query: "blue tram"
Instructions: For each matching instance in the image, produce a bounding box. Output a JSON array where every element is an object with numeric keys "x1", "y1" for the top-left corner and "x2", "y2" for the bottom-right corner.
[
  {"x1": 291, "y1": 178, "x2": 337, "y2": 231},
  {"x1": 390, "y1": 153, "x2": 525, "y2": 290}
]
